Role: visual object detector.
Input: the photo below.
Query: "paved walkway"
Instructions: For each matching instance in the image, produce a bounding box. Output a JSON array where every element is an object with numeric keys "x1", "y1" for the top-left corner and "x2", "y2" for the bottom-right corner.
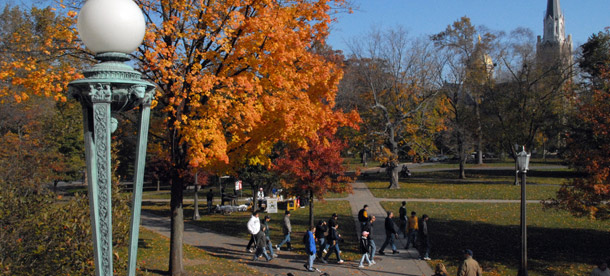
[{"x1": 140, "y1": 181, "x2": 434, "y2": 276}]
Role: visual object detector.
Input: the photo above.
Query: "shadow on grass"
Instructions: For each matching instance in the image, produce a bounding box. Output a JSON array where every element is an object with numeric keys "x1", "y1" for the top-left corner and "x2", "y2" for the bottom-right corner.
[
  {"x1": 429, "y1": 219, "x2": 608, "y2": 274},
  {"x1": 360, "y1": 168, "x2": 582, "y2": 184}
]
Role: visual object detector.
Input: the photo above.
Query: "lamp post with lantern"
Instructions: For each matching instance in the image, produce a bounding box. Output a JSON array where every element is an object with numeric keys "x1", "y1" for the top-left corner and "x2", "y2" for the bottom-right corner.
[
  {"x1": 516, "y1": 146, "x2": 531, "y2": 276},
  {"x1": 68, "y1": 0, "x2": 154, "y2": 275}
]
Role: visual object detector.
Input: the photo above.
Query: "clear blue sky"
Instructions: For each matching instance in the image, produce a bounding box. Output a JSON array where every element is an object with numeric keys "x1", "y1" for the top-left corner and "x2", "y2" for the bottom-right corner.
[{"x1": 328, "y1": 0, "x2": 610, "y2": 53}]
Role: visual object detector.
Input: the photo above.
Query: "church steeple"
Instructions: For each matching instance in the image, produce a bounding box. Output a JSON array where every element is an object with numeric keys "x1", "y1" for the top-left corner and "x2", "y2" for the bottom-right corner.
[
  {"x1": 537, "y1": 0, "x2": 572, "y2": 68},
  {"x1": 542, "y1": 0, "x2": 566, "y2": 45},
  {"x1": 546, "y1": 0, "x2": 561, "y2": 20}
]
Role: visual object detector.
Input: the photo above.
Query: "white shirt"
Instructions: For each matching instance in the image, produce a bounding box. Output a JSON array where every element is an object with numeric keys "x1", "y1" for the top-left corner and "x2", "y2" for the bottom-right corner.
[
  {"x1": 257, "y1": 191, "x2": 265, "y2": 199},
  {"x1": 247, "y1": 215, "x2": 260, "y2": 235}
]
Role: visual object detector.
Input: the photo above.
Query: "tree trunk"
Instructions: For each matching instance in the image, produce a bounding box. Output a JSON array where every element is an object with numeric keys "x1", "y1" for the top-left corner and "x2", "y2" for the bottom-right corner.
[
  {"x1": 169, "y1": 178, "x2": 184, "y2": 275},
  {"x1": 308, "y1": 190, "x2": 314, "y2": 229},
  {"x1": 458, "y1": 136, "x2": 466, "y2": 179},
  {"x1": 361, "y1": 149, "x2": 368, "y2": 167},
  {"x1": 476, "y1": 101, "x2": 484, "y2": 165},
  {"x1": 253, "y1": 185, "x2": 258, "y2": 210},
  {"x1": 387, "y1": 164, "x2": 400, "y2": 189},
  {"x1": 459, "y1": 159, "x2": 466, "y2": 179}
]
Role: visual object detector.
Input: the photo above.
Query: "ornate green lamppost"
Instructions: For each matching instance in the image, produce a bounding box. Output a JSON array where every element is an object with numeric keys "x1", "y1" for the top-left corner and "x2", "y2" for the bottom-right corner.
[{"x1": 68, "y1": 0, "x2": 154, "y2": 275}]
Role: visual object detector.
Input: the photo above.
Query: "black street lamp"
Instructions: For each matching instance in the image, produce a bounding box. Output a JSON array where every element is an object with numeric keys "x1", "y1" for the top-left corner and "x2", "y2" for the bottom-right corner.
[{"x1": 516, "y1": 146, "x2": 531, "y2": 276}]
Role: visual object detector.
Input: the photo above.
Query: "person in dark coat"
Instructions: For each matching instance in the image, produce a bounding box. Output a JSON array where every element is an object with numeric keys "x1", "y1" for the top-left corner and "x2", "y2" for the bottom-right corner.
[
  {"x1": 315, "y1": 220, "x2": 328, "y2": 258},
  {"x1": 252, "y1": 225, "x2": 271, "y2": 261},
  {"x1": 358, "y1": 231, "x2": 373, "y2": 268},
  {"x1": 361, "y1": 215, "x2": 377, "y2": 263},
  {"x1": 378, "y1": 211, "x2": 399, "y2": 255},
  {"x1": 419, "y1": 214, "x2": 431, "y2": 260},
  {"x1": 206, "y1": 189, "x2": 214, "y2": 213},
  {"x1": 322, "y1": 224, "x2": 344, "y2": 264}
]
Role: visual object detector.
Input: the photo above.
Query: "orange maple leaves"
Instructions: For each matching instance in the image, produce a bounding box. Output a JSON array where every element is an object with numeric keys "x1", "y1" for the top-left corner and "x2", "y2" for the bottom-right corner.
[
  {"x1": 0, "y1": 6, "x2": 83, "y2": 104},
  {"x1": 137, "y1": 0, "x2": 355, "y2": 173}
]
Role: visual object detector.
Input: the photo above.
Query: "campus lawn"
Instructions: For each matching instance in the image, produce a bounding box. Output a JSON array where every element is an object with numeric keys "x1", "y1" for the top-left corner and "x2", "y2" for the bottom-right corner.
[
  {"x1": 128, "y1": 228, "x2": 259, "y2": 275},
  {"x1": 141, "y1": 200, "x2": 360, "y2": 261},
  {"x1": 380, "y1": 201, "x2": 610, "y2": 276},
  {"x1": 367, "y1": 181, "x2": 561, "y2": 200}
]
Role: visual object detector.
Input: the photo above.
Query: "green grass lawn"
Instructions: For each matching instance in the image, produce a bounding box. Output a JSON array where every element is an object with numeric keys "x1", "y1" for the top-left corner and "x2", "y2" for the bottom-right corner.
[
  {"x1": 380, "y1": 201, "x2": 610, "y2": 276},
  {"x1": 141, "y1": 200, "x2": 360, "y2": 261},
  {"x1": 129, "y1": 228, "x2": 259, "y2": 275},
  {"x1": 367, "y1": 181, "x2": 561, "y2": 200}
]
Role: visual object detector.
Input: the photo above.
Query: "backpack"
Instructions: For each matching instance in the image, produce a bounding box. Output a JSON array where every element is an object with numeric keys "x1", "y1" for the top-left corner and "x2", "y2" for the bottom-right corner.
[{"x1": 358, "y1": 209, "x2": 366, "y2": 222}]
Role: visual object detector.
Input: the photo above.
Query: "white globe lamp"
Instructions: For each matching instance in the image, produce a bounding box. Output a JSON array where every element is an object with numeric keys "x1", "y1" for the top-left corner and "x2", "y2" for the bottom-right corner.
[{"x1": 77, "y1": 0, "x2": 146, "y2": 54}]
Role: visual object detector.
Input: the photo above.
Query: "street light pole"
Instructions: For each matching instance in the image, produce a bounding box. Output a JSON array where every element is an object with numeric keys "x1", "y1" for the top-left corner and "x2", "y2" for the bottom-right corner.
[
  {"x1": 68, "y1": 0, "x2": 153, "y2": 275},
  {"x1": 516, "y1": 146, "x2": 530, "y2": 276},
  {"x1": 520, "y1": 168, "x2": 527, "y2": 276}
]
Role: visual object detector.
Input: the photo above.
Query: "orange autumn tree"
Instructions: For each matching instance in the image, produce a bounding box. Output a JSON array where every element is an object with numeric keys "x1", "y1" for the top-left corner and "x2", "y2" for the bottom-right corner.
[
  {"x1": 0, "y1": 5, "x2": 81, "y2": 103},
  {"x1": 134, "y1": 0, "x2": 353, "y2": 274}
]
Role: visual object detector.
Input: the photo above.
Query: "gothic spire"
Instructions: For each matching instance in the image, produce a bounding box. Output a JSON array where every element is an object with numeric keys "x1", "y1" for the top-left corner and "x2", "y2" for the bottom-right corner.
[{"x1": 546, "y1": 0, "x2": 561, "y2": 19}]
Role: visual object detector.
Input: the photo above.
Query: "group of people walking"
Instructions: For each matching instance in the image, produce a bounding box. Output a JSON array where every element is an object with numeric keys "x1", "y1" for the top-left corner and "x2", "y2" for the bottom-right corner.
[
  {"x1": 245, "y1": 209, "x2": 346, "y2": 271},
  {"x1": 356, "y1": 202, "x2": 431, "y2": 260},
  {"x1": 244, "y1": 202, "x2": 485, "y2": 275}
]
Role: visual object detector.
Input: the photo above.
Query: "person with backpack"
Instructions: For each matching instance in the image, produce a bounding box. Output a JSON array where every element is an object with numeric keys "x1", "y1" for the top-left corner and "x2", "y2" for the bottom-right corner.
[
  {"x1": 303, "y1": 225, "x2": 317, "y2": 272},
  {"x1": 358, "y1": 231, "x2": 373, "y2": 268},
  {"x1": 357, "y1": 204, "x2": 369, "y2": 230}
]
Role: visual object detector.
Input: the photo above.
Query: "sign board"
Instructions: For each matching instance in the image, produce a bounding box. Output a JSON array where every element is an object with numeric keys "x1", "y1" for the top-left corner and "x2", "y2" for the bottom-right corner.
[
  {"x1": 235, "y1": 180, "x2": 242, "y2": 191},
  {"x1": 266, "y1": 198, "x2": 278, "y2": 213}
]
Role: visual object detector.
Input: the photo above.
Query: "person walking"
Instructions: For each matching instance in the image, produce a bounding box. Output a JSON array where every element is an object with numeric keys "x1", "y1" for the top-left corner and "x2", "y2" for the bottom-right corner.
[
  {"x1": 303, "y1": 225, "x2": 317, "y2": 272},
  {"x1": 398, "y1": 201, "x2": 408, "y2": 238},
  {"x1": 276, "y1": 210, "x2": 292, "y2": 251},
  {"x1": 358, "y1": 231, "x2": 373, "y2": 268},
  {"x1": 378, "y1": 211, "x2": 399, "y2": 255},
  {"x1": 246, "y1": 210, "x2": 261, "y2": 253},
  {"x1": 206, "y1": 189, "x2": 214, "y2": 214},
  {"x1": 315, "y1": 220, "x2": 328, "y2": 258},
  {"x1": 420, "y1": 214, "x2": 431, "y2": 260},
  {"x1": 322, "y1": 224, "x2": 344, "y2": 264},
  {"x1": 361, "y1": 215, "x2": 377, "y2": 263},
  {"x1": 252, "y1": 225, "x2": 272, "y2": 261},
  {"x1": 323, "y1": 213, "x2": 338, "y2": 252},
  {"x1": 406, "y1": 211, "x2": 419, "y2": 249},
  {"x1": 458, "y1": 249, "x2": 482, "y2": 276},
  {"x1": 357, "y1": 204, "x2": 369, "y2": 230},
  {"x1": 263, "y1": 215, "x2": 278, "y2": 258}
]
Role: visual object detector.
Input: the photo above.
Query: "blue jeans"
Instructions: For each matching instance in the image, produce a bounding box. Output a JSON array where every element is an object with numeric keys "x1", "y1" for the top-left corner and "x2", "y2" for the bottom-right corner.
[
  {"x1": 306, "y1": 253, "x2": 315, "y2": 269},
  {"x1": 267, "y1": 237, "x2": 275, "y2": 256},
  {"x1": 406, "y1": 229, "x2": 418, "y2": 248},
  {"x1": 379, "y1": 234, "x2": 396, "y2": 252},
  {"x1": 317, "y1": 237, "x2": 326, "y2": 257},
  {"x1": 254, "y1": 246, "x2": 271, "y2": 261},
  {"x1": 324, "y1": 242, "x2": 341, "y2": 261},
  {"x1": 277, "y1": 233, "x2": 291, "y2": 248},
  {"x1": 358, "y1": 253, "x2": 371, "y2": 266},
  {"x1": 369, "y1": 239, "x2": 376, "y2": 259}
]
